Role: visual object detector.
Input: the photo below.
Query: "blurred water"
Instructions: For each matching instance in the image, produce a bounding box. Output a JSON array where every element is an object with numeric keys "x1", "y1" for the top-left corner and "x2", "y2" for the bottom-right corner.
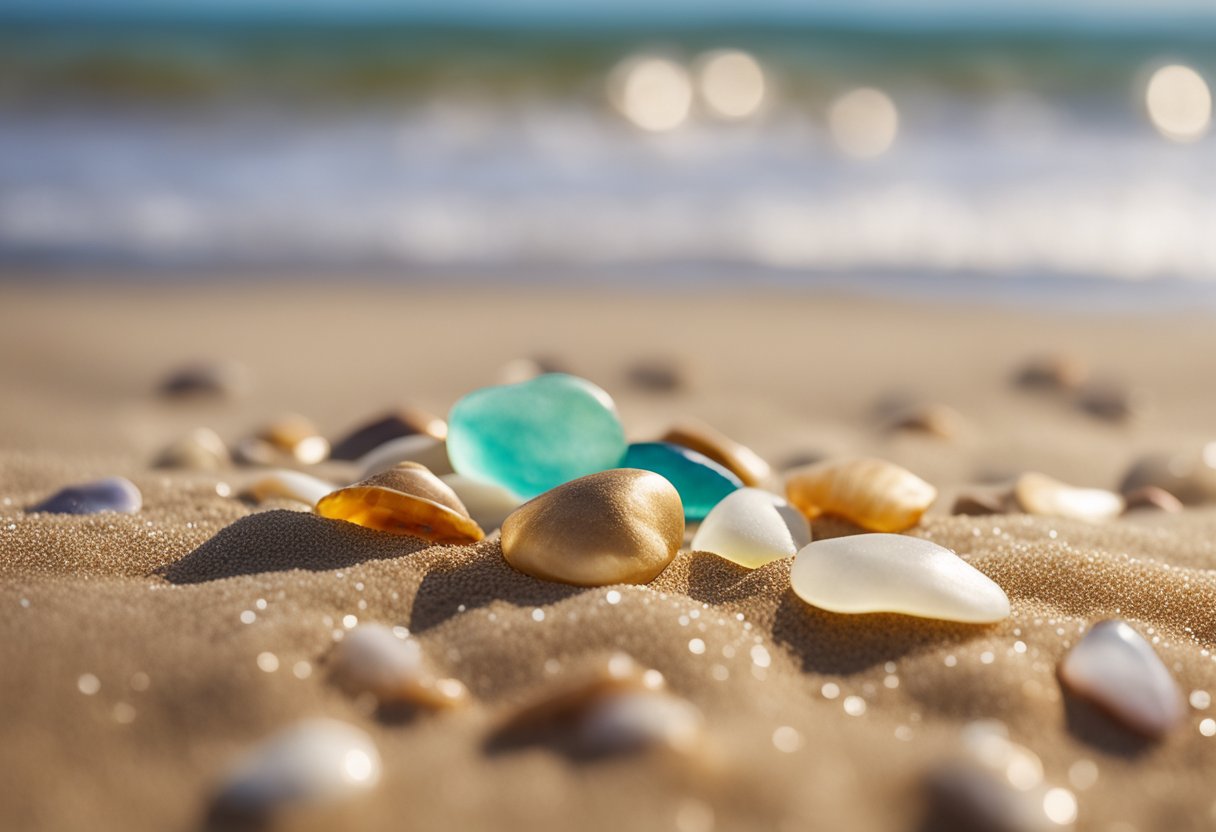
[{"x1": 0, "y1": 18, "x2": 1213, "y2": 285}]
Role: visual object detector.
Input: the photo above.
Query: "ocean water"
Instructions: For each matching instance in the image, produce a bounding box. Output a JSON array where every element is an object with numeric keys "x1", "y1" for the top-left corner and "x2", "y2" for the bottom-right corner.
[{"x1": 1, "y1": 12, "x2": 1214, "y2": 292}]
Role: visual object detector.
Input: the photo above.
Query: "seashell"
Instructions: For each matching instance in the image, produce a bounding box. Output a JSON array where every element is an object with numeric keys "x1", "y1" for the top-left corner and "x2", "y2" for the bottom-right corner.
[
  {"x1": 1119, "y1": 446, "x2": 1216, "y2": 505},
  {"x1": 1012, "y1": 354, "x2": 1089, "y2": 392},
  {"x1": 500, "y1": 469, "x2": 683, "y2": 586},
  {"x1": 1121, "y1": 486, "x2": 1183, "y2": 514},
  {"x1": 153, "y1": 427, "x2": 231, "y2": 470},
  {"x1": 690, "y1": 487, "x2": 810, "y2": 569},
  {"x1": 315, "y1": 462, "x2": 484, "y2": 544},
  {"x1": 447, "y1": 373, "x2": 627, "y2": 500},
  {"x1": 660, "y1": 420, "x2": 772, "y2": 487},
  {"x1": 1058, "y1": 619, "x2": 1184, "y2": 739},
  {"x1": 621, "y1": 442, "x2": 741, "y2": 521},
  {"x1": 158, "y1": 359, "x2": 252, "y2": 399},
  {"x1": 882, "y1": 403, "x2": 964, "y2": 439},
  {"x1": 244, "y1": 470, "x2": 336, "y2": 507},
  {"x1": 28, "y1": 477, "x2": 142, "y2": 515},
  {"x1": 925, "y1": 721, "x2": 1075, "y2": 832},
  {"x1": 785, "y1": 457, "x2": 937, "y2": 532},
  {"x1": 791, "y1": 534, "x2": 1010, "y2": 623},
  {"x1": 211, "y1": 718, "x2": 381, "y2": 818},
  {"x1": 1013, "y1": 472, "x2": 1123, "y2": 523},
  {"x1": 440, "y1": 474, "x2": 522, "y2": 532},
  {"x1": 356, "y1": 434, "x2": 454, "y2": 480},
  {"x1": 330, "y1": 407, "x2": 447, "y2": 460},
  {"x1": 329, "y1": 624, "x2": 468, "y2": 710}
]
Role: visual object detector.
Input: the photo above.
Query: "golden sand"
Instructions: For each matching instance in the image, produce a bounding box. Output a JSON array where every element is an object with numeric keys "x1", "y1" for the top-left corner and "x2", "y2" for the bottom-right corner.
[{"x1": 3, "y1": 284, "x2": 1216, "y2": 831}]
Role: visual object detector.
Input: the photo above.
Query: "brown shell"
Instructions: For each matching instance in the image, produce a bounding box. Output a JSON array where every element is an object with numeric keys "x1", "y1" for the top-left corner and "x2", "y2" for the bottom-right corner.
[
  {"x1": 785, "y1": 457, "x2": 937, "y2": 533},
  {"x1": 660, "y1": 421, "x2": 771, "y2": 487},
  {"x1": 315, "y1": 462, "x2": 484, "y2": 544},
  {"x1": 330, "y1": 406, "x2": 448, "y2": 460},
  {"x1": 500, "y1": 469, "x2": 684, "y2": 586}
]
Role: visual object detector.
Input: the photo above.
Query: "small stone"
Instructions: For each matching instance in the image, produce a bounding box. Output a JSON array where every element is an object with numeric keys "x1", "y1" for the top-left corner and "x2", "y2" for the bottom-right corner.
[
  {"x1": 158, "y1": 359, "x2": 251, "y2": 398},
  {"x1": 254, "y1": 414, "x2": 330, "y2": 465},
  {"x1": 28, "y1": 477, "x2": 142, "y2": 515},
  {"x1": 448, "y1": 374, "x2": 627, "y2": 499},
  {"x1": 357, "y1": 434, "x2": 453, "y2": 479},
  {"x1": 440, "y1": 474, "x2": 523, "y2": 531},
  {"x1": 785, "y1": 457, "x2": 937, "y2": 533},
  {"x1": 500, "y1": 469, "x2": 683, "y2": 586},
  {"x1": 625, "y1": 357, "x2": 691, "y2": 393},
  {"x1": 493, "y1": 652, "x2": 701, "y2": 757},
  {"x1": 925, "y1": 721, "x2": 1074, "y2": 832},
  {"x1": 1120, "y1": 446, "x2": 1216, "y2": 505},
  {"x1": 622, "y1": 442, "x2": 741, "y2": 521},
  {"x1": 951, "y1": 489, "x2": 1015, "y2": 517},
  {"x1": 1012, "y1": 354, "x2": 1089, "y2": 391},
  {"x1": 315, "y1": 463, "x2": 484, "y2": 544},
  {"x1": 211, "y1": 718, "x2": 381, "y2": 818},
  {"x1": 1058, "y1": 619, "x2": 1184, "y2": 739},
  {"x1": 244, "y1": 470, "x2": 336, "y2": 507},
  {"x1": 1013, "y1": 472, "x2": 1123, "y2": 523},
  {"x1": 1122, "y1": 485, "x2": 1184, "y2": 514},
  {"x1": 882, "y1": 403, "x2": 965, "y2": 439},
  {"x1": 660, "y1": 421, "x2": 772, "y2": 487},
  {"x1": 153, "y1": 427, "x2": 230, "y2": 470},
  {"x1": 1075, "y1": 381, "x2": 1144, "y2": 423},
  {"x1": 494, "y1": 355, "x2": 571, "y2": 386},
  {"x1": 790, "y1": 534, "x2": 1010, "y2": 623},
  {"x1": 690, "y1": 487, "x2": 810, "y2": 568},
  {"x1": 330, "y1": 624, "x2": 467, "y2": 710},
  {"x1": 330, "y1": 407, "x2": 447, "y2": 460}
]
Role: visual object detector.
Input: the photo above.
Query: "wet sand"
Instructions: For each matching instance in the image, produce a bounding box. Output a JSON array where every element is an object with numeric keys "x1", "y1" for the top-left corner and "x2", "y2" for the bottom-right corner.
[{"x1": 2, "y1": 281, "x2": 1216, "y2": 831}]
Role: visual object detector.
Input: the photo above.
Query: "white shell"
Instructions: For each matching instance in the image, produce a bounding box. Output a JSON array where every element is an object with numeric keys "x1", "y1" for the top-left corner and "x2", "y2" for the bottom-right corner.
[
  {"x1": 576, "y1": 690, "x2": 705, "y2": 756},
  {"x1": 691, "y1": 487, "x2": 811, "y2": 568},
  {"x1": 440, "y1": 474, "x2": 523, "y2": 531},
  {"x1": 1058, "y1": 620, "x2": 1184, "y2": 738},
  {"x1": 357, "y1": 434, "x2": 453, "y2": 479},
  {"x1": 1014, "y1": 472, "x2": 1124, "y2": 523},
  {"x1": 246, "y1": 470, "x2": 336, "y2": 507},
  {"x1": 214, "y1": 718, "x2": 381, "y2": 815},
  {"x1": 791, "y1": 534, "x2": 1010, "y2": 623}
]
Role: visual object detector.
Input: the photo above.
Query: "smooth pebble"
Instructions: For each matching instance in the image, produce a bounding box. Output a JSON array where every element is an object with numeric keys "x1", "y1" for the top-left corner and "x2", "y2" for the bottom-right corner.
[
  {"x1": 28, "y1": 477, "x2": 142, "y2": 515},
  {"x1": 691, "y1": 487, "x2": 810, "y2": 568},
  {"x1": 330, "y1": 407, "x2": 447, "y2": 460},
  {"x1": 357, "y1": 434, "x2": 453, "y2": 479},
  {"x1": 790, "y1": 534, "x2": 1010, "y2": 623},
  {"x1": 660, "y1": 421, "x2": 771, "y2": 487},
  {"x1": 447, "y1": 374, "x2": 626, "y2": 499},
  {"x1": 500, "y1": 469, "x2": 683, "y2": 586},
  {"x1": 1013, "y1": 472, "x2": 1123, "y2": 523},
  {"x1": 1058, "y1": 619, "x2": 1184, "y2": 739},
  {"x1": 622, "y1": 442, "x2": 741, "y2": 521},
  {"x1": 440, "y1": 474, "x2": 522, "y2": 531},
  {"x1": 330, "y1": 624, "x2": 467, "y2": 709},
  {"x1": 244, "y1": 470, "x2": 336, "y2": 508}
]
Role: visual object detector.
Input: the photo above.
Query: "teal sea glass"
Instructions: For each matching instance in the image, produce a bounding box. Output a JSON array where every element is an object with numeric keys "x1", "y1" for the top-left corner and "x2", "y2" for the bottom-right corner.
[
  {"x1": 447, "y1": 374, "x2": 627, "y2": 499},
  {"x1": 621, "y1": 442, "x2": 742, "y2": 520}
]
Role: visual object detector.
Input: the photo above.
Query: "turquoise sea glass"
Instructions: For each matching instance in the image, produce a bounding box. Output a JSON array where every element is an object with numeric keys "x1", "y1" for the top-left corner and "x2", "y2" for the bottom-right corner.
[
  {"x1": 447, "y1": 374, "x2": 627, "y2": 499},
  {"x1": 622, "y1": 442, "x2": 742, "y2": 520}
]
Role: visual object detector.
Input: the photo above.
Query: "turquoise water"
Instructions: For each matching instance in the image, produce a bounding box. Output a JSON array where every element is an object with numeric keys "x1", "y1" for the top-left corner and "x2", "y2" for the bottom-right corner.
[{"x1": 0, "y1": 8, "x2": 1213, "y2": 287}]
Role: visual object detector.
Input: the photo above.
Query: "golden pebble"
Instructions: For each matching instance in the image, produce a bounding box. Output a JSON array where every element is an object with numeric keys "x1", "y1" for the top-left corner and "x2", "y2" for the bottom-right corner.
[
  {"x1": 153, "y1": 427, "x2": 230, "y2": 470},
  {"x1": 330, "y1": 406, "x2": 447, "y2": 460},
  {"x1": 315, "y1": 462, "x2": 484, "y2": 544},
  {"x1": 661, "y1": 420, "x2": 772, "y2": 487},
  {"x1": 500, "y1": 469, "x2": 684, "y2": 586},
  {"x1": 785, "y1": 457, "x2": 937, "y2": 532},
  {"x1": 1013, "y1": 472, "x2": 1124, "y2": 523}
]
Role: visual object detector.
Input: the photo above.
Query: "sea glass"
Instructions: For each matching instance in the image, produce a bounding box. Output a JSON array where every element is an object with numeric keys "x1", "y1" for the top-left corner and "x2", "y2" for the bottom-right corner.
[{"x1": 621, "y1": 442, "x2": 741, "y2": 520}]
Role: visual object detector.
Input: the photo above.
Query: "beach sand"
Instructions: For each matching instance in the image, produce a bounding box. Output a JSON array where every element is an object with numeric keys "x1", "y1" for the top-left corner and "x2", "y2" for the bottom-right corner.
[{"x1": 2, "y1": 281, "x2": 1215, "y2": 831}]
